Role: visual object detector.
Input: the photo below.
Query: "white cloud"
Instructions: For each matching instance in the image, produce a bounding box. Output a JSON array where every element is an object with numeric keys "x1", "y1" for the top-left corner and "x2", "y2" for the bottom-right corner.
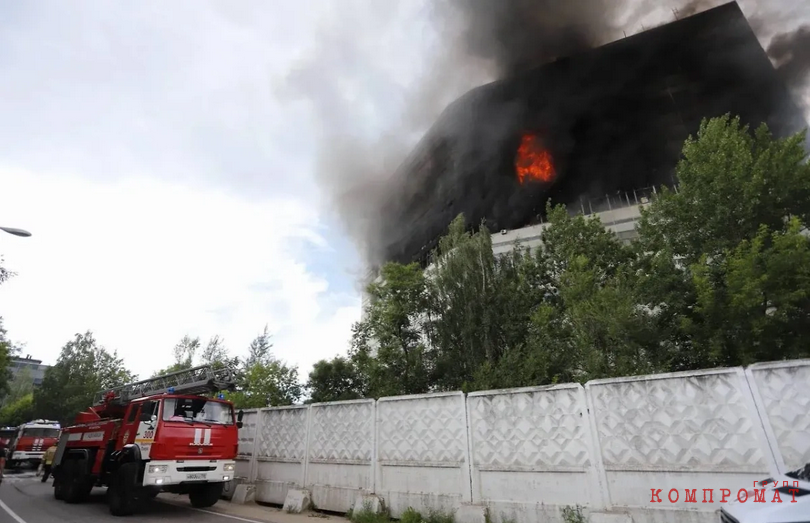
[{"x1": 0, "y1": 166, "x2": 360, "y2": 380}]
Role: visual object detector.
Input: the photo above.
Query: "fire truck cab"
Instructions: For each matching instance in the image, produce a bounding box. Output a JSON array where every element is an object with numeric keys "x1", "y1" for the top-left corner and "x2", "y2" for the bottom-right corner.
[
  {"x1": 0, "y1": 426, "x2": 18, "y2": 448},
  {"x1": 51, "y1": 365, "x2": 243, "y2": 517},
  {"x1": 7, "y1": 419, "x2": 61, "y2": 468}
]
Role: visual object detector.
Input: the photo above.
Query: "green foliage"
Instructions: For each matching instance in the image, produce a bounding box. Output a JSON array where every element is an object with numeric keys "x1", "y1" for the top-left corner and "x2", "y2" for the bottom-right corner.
[
  {"x1": 349, "y1": 501, "x2": 390, "y2": 523},
  {"x1": 321, "y1": 114, "x2": 810, "y2": 399},
  {"x1": 34, "y1": 331, "x2": 136, "y2": 425},
  {"x1": 246, "y1": 325, "x2": 273, "y2": 367},
  {"x1": 226, "y1": 360, "x2": 301, "y2": 408},
  {"x1": 224, "y1": 327, "x2": 302, "y2": 409},
  {"x1": 2, "y1": 366, "x2": 33, "y2": 408},
  {"x1": 561, "y1": 505, "x2": 586, "y2": 523},
  {"x1": 0, "y1": 318, "x2": 16, "y2": 400},
  {"x1": 305, "y1": 356, "x2": 366, "y2": 403},
  {"x1": 0, "y1": 392, "x2": 34, "y2": 426},
  {"x1": 400, "y1": 508, "x2": 422, "y2": 523}
]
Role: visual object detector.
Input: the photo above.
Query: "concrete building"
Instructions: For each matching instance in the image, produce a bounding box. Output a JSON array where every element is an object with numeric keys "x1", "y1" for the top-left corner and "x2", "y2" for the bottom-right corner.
[
  {"x1": 9, "y1": 355, "x2": 50, "y2": 387},
  {"x1": 491, "y1": 186, "x2": 654, "y2": 256},
  {"x1": 360, "y1": 186, "x2": 658, "y2": 320}
]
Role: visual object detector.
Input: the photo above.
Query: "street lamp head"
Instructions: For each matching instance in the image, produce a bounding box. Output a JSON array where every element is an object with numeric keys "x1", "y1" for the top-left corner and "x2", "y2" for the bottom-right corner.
[{"x1": 0, "y1": 227, "x2": 32, "y2": 238}]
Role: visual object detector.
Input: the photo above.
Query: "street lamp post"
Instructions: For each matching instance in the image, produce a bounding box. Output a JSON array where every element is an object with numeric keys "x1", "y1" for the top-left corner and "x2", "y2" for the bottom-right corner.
[{"x1": 0, "y1": 227, "x2": 31, "y2": 237}]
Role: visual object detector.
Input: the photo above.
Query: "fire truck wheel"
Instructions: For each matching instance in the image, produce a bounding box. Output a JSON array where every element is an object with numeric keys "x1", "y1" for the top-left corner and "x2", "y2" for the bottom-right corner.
[
  {"x1": 63, "y1": 458, "x2": 91, "y2": 504},
  {"x1": 188, "y1": 482, "x2": 224, "y2": 508},
  {"x1": 53, "y1": 469, "x2": 65, "y2": 501},
  {"x1": 108, "y1": 462, "x2": 139, "y2": 517}
]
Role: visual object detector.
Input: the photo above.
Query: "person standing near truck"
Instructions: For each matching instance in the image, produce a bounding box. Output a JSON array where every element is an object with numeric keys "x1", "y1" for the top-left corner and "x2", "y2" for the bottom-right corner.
[{"x1": 39, "y1": 444, "x2": 56, "y2": 482}]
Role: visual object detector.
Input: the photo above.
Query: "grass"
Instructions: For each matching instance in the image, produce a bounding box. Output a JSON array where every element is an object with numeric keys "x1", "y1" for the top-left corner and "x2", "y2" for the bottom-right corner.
[
  {"x1": 350, "y1": 505, "x2": 455, "y2": 523},
  {"x1": 561, "y1": 505, "x2": 586, "y2": 523}
]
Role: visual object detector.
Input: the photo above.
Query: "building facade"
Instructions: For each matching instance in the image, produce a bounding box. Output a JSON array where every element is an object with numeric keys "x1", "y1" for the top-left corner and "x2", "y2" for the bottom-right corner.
[
  {"x1": 360, "y1": 186, "x2": 656, "y2": 321},
  {"x1": 9, "y1": 355, "x2": 49, "y2": 387}
]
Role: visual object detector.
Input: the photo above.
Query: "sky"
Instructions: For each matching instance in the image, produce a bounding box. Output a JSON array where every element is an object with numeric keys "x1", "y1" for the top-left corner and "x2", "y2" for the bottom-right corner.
[
  {"x1": 0, "y1": 0, "x2": 439, "y2": 380},
  {"x1": 0, "y1": 0, "x2": 808, "y2": 383}
]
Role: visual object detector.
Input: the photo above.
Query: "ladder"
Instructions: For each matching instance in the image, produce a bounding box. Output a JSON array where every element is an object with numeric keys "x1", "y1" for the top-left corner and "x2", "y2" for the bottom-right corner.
[{"x1": 95, "y1": 364, "x2": 237, "y2": 405}]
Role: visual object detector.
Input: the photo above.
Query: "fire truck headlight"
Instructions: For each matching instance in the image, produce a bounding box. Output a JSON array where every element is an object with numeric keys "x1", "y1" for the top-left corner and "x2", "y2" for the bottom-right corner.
[
  {"x1": 148, "y1": 465, "x2": 169, "y2": 474},
  {"x1": 223, "y1": 463, "x2": 235, "y2": 472}
]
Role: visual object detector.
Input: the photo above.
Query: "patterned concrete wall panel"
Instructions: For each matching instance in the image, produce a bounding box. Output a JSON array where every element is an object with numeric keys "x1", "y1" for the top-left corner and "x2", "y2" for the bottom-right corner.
[
  {"x1": 468, "y1": 384, "x2": 592, "y2": 472},
  {"x1": 376, "y1": 392, "x2": 471, "y2": 518},
  {"x1": 306, "y1": 400, "x2": 375, "y2": 513},
  {"x1": 466, "y1": 384, "x2": 600, "y2": 522},
  {"x1": 586, "y1": 368, "x2": 778, "y2": 519},
  {"x1": 587, "y1": 368, "x2": 770, "y2": 472},
  {"x1": 308, "y1": 400, "x2": 374, "y2": 464},
  {"x1": 255, "y1": 406, "x2": 309, "y2": 505},
  {"x1": 746, "y1": 359, "x2": 810, "y2": 472},
  {"x1": 257, "y1": 406, "x2": 308, "y2": 462}
]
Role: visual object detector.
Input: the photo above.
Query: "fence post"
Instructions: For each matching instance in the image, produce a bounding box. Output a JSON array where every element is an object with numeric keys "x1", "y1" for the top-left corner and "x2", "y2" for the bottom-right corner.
[
  {"x1": 302, "y1": 405, "x2": 313, "y2": 489},
  {"x1": 249, "y1": 409, "x2": 262, "y2": 484},
  {"x1": 371, "y1": 399, "x2": 378, "y2": 494},
  {"x1": 463, "y1": 393, "x2": 475, "y2": 504}
]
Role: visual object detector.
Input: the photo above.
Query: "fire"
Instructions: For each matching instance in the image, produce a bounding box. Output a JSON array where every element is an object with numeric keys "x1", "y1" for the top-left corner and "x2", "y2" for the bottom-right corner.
[{"x1": 515, "y1": 133, "x2": 555, "y2": 184}]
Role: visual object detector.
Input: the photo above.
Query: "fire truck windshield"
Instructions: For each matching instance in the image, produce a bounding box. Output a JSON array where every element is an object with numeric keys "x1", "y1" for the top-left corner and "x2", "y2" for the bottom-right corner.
[
  {"x1": 22, "y1": 427, "x2": 60, "y2": 438},
  {"x1": 162, "y1": 397, "x2": 235, "y2": 425},
  {"x1": 0, "y1": 429, "x2": 16, "y2": 439}
]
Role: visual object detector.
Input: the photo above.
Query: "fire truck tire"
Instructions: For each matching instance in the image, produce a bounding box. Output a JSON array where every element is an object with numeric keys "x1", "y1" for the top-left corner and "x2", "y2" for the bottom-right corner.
[
  {"x1": 63, "y1": 458, "x2": 92, "y2": 504},
  {"x1": 188, "y1": 482, "x2": 223, "y2": 508},
  {"x1": 53, "y1": 469, "x2": 65, "y2": 501},
  {"x1": 108, "y1": 462, "x2": 139, "y2": 517}
]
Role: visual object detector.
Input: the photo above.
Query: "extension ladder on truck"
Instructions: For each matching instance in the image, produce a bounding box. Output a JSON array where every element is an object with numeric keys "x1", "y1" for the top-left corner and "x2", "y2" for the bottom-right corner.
[{"x1": 94, "y1": 364, "x2": 237, "y2": 405}]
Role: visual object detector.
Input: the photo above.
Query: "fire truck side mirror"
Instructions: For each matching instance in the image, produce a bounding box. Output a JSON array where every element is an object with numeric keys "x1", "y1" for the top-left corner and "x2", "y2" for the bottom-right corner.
[{"x1": 237, "y1": 410, "x2": 244, "y2": 422}]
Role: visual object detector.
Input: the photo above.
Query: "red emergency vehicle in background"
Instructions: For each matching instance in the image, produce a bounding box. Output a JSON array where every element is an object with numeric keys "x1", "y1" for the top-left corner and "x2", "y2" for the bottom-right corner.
[
  {"x1": 51, "y1": 365, "x2": 243, "y2": 516},
  {"x1": 0, "y1": 426, "x2": 17, "y2": 448},
  {"x1": 7, "y1": 419, "x2": 61, "y2": 469}
]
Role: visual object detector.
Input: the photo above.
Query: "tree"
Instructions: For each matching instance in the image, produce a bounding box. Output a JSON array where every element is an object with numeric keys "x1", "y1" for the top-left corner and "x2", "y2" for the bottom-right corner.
[
  {"x1": 0, "y1": 318, "x2": 16, "y2": 400},
  {"x1": 0, "y1": 393, "x2": 33, "y2": 427},
  {"x1": 0, "y1": 255, "x2": 14, "y2": 287},
  {"x1": 305, "y1": 356, "x2": 366, "y2": 403},
  {"x1": 2, "y1": 366, "x2": 33, "y2": 408},
  {"x1": 226, "y1": 360, "x2": 302, "y2": 408},
  {"x1": 34, "y1": 331, "x2": 135, "y2": 425},
  {"x1": 152, "y1": 335, "x2": 202, "y2": 377},
  {"x1": 246, "y1": 325, "x2": 273, "y2": 367},
  {"x1": 637, "y1": 114, "x2": 810, "y2": 264},
  {"x1": 222, "y1": 327, "x2": 301, "y2": 409},
  {"x1": 351, "y1": 261, "x2": 432, "y2": 397},
  {"x1": 635, "y1": 114, "x2": 810, "y2": 369}
]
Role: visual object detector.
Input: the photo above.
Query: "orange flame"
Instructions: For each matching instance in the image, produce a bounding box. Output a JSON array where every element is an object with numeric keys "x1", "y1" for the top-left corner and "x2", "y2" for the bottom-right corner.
[{"x1": 515, "y1": 133, "x2": 555, "y2": 184}]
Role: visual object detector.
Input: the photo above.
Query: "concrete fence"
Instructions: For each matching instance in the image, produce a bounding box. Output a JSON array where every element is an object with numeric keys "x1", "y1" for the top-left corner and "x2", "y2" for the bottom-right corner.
[{"x1": 229, "y1": 359, "x2": 810, "y2": 523}]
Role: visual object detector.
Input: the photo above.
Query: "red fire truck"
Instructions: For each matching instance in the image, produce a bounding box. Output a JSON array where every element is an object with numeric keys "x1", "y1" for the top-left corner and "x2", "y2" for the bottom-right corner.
[
  {"x1": 50, "y1": 365, "x2": 243, "y2": 516},
  {"x1": 0, "y1": 426, "x2": 17, "y2": 448},
  {"x1": 7, "y1": 419, "x2": 61, "y2": 469}
]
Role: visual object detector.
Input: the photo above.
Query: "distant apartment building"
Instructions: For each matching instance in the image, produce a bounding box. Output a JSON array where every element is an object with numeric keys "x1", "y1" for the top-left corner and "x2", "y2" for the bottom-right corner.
[{"x1": 9, "y1": 355, "x2": 50, "y2": 387}]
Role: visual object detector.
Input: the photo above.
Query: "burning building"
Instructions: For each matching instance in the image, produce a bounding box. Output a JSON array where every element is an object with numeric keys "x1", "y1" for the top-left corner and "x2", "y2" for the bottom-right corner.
[{"x1": 373, "y1": 1, "x2": 808, "y2": 268}]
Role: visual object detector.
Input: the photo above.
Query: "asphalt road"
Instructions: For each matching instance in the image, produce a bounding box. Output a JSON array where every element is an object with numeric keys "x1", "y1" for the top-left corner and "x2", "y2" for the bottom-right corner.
[{"x1": 0, "y1": 469, "x2": 265, "y2": 523}]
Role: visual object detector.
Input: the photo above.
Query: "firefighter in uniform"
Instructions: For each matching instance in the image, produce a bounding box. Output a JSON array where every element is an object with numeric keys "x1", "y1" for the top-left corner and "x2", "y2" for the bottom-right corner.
[{"x1": 38, "y1": 444, "x2": 57, "y2": 482}]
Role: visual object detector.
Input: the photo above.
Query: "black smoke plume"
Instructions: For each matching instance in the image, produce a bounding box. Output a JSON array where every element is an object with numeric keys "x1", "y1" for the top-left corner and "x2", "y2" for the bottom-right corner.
[
  {"x1": 768, "y1": 25, "x2": 810, "y2": 93},
  {"x1": 285, "y1": 1, "x2": 810, "y2": 273}
]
